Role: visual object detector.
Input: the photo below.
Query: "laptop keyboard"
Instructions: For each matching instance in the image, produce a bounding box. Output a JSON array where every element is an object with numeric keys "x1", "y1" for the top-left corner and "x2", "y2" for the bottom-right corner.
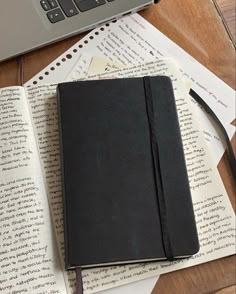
[{"x1": 40, "y1": 0, "x2": 115, "y2": 23}]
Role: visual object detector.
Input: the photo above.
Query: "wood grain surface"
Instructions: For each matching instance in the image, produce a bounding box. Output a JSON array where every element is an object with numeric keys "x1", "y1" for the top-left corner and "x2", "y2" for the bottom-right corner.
[
  {"x1": 0, "y1": 0, "x2": 235, "y2": 293},
  {"x1": 215, "y1": 0, "x2": 236, "y2": 41},
  {"x1": 214, "y1": 285, "x2": 236, "y2": 294}
]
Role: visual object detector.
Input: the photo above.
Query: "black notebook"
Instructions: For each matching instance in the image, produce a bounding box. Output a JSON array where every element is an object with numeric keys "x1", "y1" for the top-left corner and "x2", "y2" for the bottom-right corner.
[{"x1": 57, "y1": 76, "x2": 199, "y2": 270}]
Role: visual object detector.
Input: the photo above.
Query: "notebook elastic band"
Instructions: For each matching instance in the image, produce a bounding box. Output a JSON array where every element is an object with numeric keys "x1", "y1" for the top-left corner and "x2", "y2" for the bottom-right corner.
[{"x1": 143, "y1": 76, "x2": 174, "y2": 261}]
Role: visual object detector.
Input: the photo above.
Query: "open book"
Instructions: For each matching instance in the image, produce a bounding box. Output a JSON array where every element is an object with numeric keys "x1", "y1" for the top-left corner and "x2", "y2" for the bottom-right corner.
[{"x1": 0, "y1": 59, "x2": 235, "y2": 294}]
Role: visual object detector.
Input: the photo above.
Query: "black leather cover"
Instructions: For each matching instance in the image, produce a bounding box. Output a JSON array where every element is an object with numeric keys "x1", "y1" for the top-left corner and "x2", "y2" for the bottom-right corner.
[{"x1": 57, "y1": 77, "x2": 199, "y2": 270}]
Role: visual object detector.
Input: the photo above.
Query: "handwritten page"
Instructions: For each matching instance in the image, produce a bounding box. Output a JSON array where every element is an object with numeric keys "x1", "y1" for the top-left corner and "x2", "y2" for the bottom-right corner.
[
  {"x1": 0, "y1": 87, "x2": 67, "y2": 293},
  {"x1": 190, "y1": 102, "x2": 236, "y2": 163},
  {"x1": 203, "y1": 122, "x2": 235, "y2": 163},
  {"x1": 27, "y1": 14, "x2": 235, "y2": 125},
  {"x1": 25, "y1": 84, "x2": 76, "y2": 293},
  {"x1": 25, "y1": 59, "x2": 235, "y2": 293}
]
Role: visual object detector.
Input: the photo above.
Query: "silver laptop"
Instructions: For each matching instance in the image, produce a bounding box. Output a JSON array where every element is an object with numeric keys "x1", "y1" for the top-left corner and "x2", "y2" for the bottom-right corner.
[{"x1": 0, "y1": 0, "x2": 157, "y2": 62}]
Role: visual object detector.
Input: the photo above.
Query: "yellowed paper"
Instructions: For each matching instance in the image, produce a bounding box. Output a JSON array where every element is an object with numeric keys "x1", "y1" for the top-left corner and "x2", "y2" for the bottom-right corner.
[{"x1": 0, "y1": 87, "x2": 67, "y2": 293}]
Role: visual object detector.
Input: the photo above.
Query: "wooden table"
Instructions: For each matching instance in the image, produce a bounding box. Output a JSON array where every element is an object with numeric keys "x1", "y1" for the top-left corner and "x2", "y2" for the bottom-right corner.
[
  {"x1": 0, "y1": 0, "x2": 235, "y2": 293},
  {"x1": 214, "y1": 0, "x2": 236, "y2": 41}
]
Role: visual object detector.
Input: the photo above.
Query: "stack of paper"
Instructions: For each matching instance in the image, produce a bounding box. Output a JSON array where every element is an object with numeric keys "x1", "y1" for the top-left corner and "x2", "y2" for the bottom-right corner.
[
  {"x1": 25, "y1": 54, "x2": 236, "y2": 294},
  {"x1": 0, "y1": 13, "x2": 234, "y2": 294},
  {"x1": 26, "y1": 13, "x2": 235, "y2": 294}
]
